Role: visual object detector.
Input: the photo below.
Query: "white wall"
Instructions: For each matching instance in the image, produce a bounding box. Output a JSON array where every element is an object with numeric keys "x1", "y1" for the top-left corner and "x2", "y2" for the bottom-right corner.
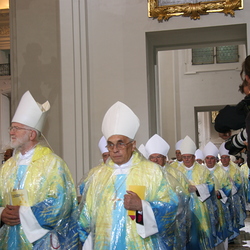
[{"x1": 10, "y1": 0, "x2": 62, "y2": 156}]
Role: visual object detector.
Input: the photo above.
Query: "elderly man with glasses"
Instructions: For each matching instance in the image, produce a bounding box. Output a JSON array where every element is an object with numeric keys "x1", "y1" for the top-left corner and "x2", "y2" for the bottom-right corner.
[
  {"x1": 0, "y1": 91, "x2": 78, "y2": 249},
  {"x1": 78, "y1": 101, "x2": 183, "y2": 249}
]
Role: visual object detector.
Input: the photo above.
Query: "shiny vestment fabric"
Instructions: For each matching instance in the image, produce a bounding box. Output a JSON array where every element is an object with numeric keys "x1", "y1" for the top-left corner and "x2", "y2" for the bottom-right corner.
[
  {"x1": 164, "y1": 165, "x2": 190, "y2": 195},
  {"x1": 0, "y1": 144, "x2": 79, "y2": 249},
  {"x1": 209, "y1": 164, "x2": 233, "y2": 243},
  {"x1": 222, "y1": 161, "x2": 247, "y2": 239},
  {"x1": 169, "y1": 160, "x2": 180, "y2": 169},
  {"x1": 162, "y1": 165, "x2": 191, "y2": 249},
  {"x1": 78, "y1": 150, "x2": 186, "y2": 249},
  {"x1": 78, "y1": 163, "x2": 105, "y2": 196},
  {"x1": 177, "y1": 162, "x2": 217, "y2": 250},
  {"x1": 240, "y1": 163, "x2": 250, "y2": 203}
]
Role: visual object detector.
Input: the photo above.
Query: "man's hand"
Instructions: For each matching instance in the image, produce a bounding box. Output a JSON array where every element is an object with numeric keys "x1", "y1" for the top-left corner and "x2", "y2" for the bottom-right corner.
[
  {"x1": 124, "y1": 191, "x2": 142, "y2": 211},
  {"x1": 188, "y1": 185, "x2": 197, "y2": 193},
  {"x1": 1, "y1": 205, "x2": 20, "y2": 226}
]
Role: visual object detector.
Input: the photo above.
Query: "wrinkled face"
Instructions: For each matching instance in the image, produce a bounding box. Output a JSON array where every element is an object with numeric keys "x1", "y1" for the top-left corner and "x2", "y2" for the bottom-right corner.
[
  {"x1": 175, "y1": 150, "x2": 182, "y2": 161},
  {"x1": 9, "y1": 122, "x2": 33, "y2": 151},
  {"x1": 102, "y1": 152, "x2": 110, "y2": 163},
  {"x1": 182, "y1": 154, "x2": 195, "y2": 168},
  {"x1": 205, "y1": 156, "x2": 217, "y2": 168},
  {"x1": 106, "y1": 135, "x2": 135, "y2": 165},
  {"x1": 220, "y1": 155, "x2": 230, "y2": 167},
  {"x1": 149, "y1": 153, "x2": 166, "y2": 167}
]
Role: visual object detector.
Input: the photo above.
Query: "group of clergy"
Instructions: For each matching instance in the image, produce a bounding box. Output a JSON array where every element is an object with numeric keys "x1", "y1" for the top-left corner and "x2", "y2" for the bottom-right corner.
[
  {"x1": 76, "y1": 100, "x2": 250, "y2": 250},
  {"x1": 120, "y1": 134, "x2": 247, "y2": 250},
  {"x1": 2, "y1": 89, "x2": 249, "y2": 250}
]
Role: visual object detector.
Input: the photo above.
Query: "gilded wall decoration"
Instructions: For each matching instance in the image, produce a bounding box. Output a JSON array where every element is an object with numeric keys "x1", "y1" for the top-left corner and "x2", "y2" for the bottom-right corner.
[{"x1": 148, "y1": 0, "x2": 243, "y2": 21}]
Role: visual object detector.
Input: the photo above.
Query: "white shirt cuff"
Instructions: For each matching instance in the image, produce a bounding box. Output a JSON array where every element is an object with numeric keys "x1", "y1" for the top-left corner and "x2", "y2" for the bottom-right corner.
[
  {"x1": 136, "y1": 200, "x2": 158, "y2": 238},
  {"x1": 20, "y1": 206, "x2": 49, "y2": 243},
  {"x1": 82, "y1": 232, "x2": 93, "y2": 250}
]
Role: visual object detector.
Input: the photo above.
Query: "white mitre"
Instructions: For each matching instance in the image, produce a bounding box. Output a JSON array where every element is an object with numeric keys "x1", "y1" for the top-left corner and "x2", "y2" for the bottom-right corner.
[
  {"x1": 180, "y1": 136, "x2": 196, "y2": 155},
  {"x1": 12, "y1": 91, "x2": 50, "y2": 132},
  {"x1": 138, "y1": 144, "x2": 147, "y2": 158},
  {"x1": 219, "y1": 142, "x2": 230, "y2": 156},
  {"x1": 102, "y1": 101, "x2": 140, "y2": 140},
  {"x1": 203, "y1": 141, "x2": 219, "y2": 157},
  {"x1": 175, "y1": 139, "x2": 183, "y2": 151},
  {"x1": 145, "y1": 134, "x2": 170, "y2": 157},
  {"x1": 195, "y1": 149, "x2": 204, "y2": 160},
  {"x1": 98, "y1": 136, "x2": 108, "y2": 154}
]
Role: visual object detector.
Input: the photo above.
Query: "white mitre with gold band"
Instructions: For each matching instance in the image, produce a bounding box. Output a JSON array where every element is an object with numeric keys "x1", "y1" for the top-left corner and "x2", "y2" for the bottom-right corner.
[
  {"x1": 203, "y1": 141, "x2": 219, "y2": 158},
  {"x1": 102, "y1": 101, "x2": 140, "y2": 140},
  {"x1": 145, "y1": 134, "x2": 170, "y2": 157},
  {"x1": 180, "y1": 136, "x2": 196, "y2": 155},
  {"x1": 12, "y1": 91, "x2": 50, "y2": 132}
]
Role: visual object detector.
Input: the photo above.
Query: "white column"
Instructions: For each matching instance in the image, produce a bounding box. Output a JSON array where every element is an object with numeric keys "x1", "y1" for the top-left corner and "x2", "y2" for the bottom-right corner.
[{"x1": 59, "y1": 0, "x2": 90, "y2": 183}]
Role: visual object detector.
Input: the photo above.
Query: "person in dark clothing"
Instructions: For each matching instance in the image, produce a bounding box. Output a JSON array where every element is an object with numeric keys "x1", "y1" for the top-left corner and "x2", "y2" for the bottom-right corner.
[
  {"x1": 214, "y1": 58, "x2": 250, "y2": 156},
  {"x1": 242, "y1": 55, "x2": 250, "y2": 167}
]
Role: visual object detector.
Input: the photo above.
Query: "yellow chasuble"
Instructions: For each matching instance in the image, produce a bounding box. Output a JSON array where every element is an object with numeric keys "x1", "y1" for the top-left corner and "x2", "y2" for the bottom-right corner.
[{"x1": 79, "y1": 150, "x2": 180, "y2": 249}]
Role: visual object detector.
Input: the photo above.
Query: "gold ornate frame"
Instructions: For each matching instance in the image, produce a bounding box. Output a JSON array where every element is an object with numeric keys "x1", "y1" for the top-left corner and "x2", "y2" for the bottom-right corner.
[{"x1": 148, "y1": 0, "x2": 243, "y2": 21}]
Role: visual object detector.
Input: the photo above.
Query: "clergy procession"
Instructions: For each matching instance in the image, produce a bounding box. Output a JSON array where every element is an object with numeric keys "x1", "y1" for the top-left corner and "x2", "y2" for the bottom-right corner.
[{"x1": 0, "y1": 91, "x2": 249, "y2": 250}]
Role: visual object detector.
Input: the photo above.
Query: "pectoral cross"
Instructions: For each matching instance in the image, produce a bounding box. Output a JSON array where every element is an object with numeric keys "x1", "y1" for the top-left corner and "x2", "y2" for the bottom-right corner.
[
  {"x1": 112, "y1": 191, "x2": 122, "y2": 210},
  {"x1": 112, "y1": 197, "x2": 122, "y2": 210}
]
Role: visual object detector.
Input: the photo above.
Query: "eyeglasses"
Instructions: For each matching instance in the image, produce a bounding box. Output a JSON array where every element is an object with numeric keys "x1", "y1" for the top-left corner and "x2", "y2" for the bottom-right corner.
[
  {"x1": 8, "y1": 126, "x2": 32, "y2": 133},
  {"x1": 205, "y1": 157, "x2": 216, "y2": 160},
  {"x1": 106, "y1": 141, "x2": 133, "y2": 151},
  {"x1": 182, "y1": 155, "x2": 193, "y2": 160},
  {"x1": 149, "y1": 155, "x2": 165, "y2": 160}
]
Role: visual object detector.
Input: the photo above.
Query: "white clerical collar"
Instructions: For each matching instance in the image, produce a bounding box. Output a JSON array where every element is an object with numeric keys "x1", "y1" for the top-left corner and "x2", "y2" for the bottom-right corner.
[
  {"x1": 114, "y1": 155, "x2": 133, "y2": 169},
  {"x1": 184, "y1": 164, "x2": 194, "y2": 170},
  {"x1": 18, "y1": 148, "x2": 35, "y2": 166},
  {"x1": 223, "y1": 165, "x2": 229, "y2": 171},
  {"x1": 206, "y1": 165, "x2": 216, "y2": 171},
  {"x1": 113, "y1": 155, "x2": 134, "y2": 175},
  {"x1": 19, "y1": 148, "x2": 35, "y2": 160}
]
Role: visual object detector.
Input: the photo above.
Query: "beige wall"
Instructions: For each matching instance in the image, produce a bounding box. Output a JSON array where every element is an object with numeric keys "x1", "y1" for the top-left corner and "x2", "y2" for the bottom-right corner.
[
  {"x1": 10, "y1": 0, "x2": 62, "y2": 155},
  {"x1": 10, "y1": 0, "x2": 250, "y2": 184}
]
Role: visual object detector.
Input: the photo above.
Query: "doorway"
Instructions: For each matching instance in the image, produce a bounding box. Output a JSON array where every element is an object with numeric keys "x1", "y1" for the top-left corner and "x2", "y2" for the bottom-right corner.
[{"x1": 146, "y1": 24, "x2": 247, "y2": 157}]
